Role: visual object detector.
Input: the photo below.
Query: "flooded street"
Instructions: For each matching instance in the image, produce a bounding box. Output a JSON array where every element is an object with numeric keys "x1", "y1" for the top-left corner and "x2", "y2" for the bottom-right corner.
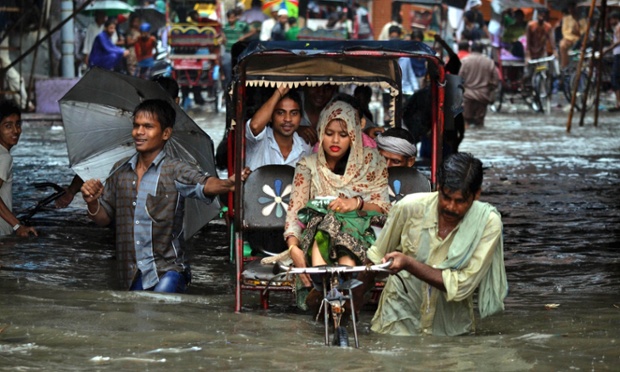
[{"x1": 1, "y1": 107, "x2": 619, "y2": 370}]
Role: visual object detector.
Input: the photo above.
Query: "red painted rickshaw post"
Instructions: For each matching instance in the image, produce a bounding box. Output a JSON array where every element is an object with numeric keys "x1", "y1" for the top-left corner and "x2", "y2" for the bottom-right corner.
[
  {"x1": 430, "y1": 58, "x2": 445, "y2": 189},
  {"x1": 232, "y1": 64, "x2": 248, "y2": 313}
]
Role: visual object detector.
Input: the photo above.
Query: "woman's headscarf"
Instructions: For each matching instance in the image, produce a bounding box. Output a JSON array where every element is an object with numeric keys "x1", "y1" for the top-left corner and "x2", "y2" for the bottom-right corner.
[{"x1": 311, "y1": 100, "x2": 391, "y2": 212}]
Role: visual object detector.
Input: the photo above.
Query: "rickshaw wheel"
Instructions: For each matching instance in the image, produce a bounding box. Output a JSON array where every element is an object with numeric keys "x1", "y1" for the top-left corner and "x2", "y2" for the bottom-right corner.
[
  {"x1": 563, "y1": 67, "x2": 594, "y2": 112},
  {"x1": 490, "y1": 85, "x2": 503, "y2": 113},
  {"x1": 531, "y1": 73, "x2": 545, "y2": 113},
  {"x1": 333, "y1": 326, "x2": 349, "y2": 347}
]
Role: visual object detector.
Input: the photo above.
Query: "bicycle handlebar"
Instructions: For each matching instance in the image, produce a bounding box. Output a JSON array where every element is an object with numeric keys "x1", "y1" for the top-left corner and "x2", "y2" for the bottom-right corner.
[
  {"x1": 277, "y1": 259, "x2": 393, "y2": 275},
  {"x1": 528, "y1": 55, "x2": 556, "y2": 65}
]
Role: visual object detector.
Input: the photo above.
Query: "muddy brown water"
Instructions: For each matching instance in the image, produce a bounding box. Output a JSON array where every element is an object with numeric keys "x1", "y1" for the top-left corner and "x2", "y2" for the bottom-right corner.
[{"x1": 1, "y1": 108, "x2": 619, "y2": 370}]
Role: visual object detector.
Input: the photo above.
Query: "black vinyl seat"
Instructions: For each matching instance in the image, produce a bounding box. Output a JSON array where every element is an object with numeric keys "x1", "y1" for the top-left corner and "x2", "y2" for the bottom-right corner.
[
  {"x1": 239, "y1": 165, "x2": 296, "y2": 308},
  {"x1": 387, "y1": 166, "x2": 431, "y2": 203}
]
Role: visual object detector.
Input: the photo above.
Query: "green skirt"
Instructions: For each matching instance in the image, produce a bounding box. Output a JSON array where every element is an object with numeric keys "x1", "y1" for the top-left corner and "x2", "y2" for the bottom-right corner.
[{"x1": 297, "y1": 200, "x2": 386, "y2": 265}]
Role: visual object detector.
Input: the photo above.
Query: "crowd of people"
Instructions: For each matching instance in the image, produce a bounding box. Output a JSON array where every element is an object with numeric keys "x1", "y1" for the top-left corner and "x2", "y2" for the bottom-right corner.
[
  {"x1": 81, "y1": 11, "x2": 158, "y2": 79},
  {"x1": 1, "y1": 76, "x2": 507, "y2": 337},
  {"x1": 373, "y1": 0, "x2": 620, "y2": 126},
  {"x1": 1, "y1": 1, "x2": 518, "y2": 338}
]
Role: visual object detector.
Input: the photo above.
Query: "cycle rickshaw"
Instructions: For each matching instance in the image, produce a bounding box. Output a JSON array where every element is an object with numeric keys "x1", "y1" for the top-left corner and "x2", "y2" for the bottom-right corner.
[
  {"x1": 224, "y1": 40, "x2": 447, "y2": 345},
  {"x1": 168, "y1": 0, "x2": 224, "y2": 111}
]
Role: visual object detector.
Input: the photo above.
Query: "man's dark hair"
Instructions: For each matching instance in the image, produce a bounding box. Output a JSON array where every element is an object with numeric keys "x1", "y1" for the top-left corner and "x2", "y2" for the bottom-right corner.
[
  {"x1": 280, "y1": 89, "x2": 303, "y2": 113},
  {"x1": 288, "y1": 17, "x2": 297, "y2": 26},
  {"x1": 410, "y1": 28, "x2": 424, "y2": 42},
  {"x1": 464, "y1": 10, "x2": 476, "y2": 23},
  {"x1": 471, "y1": 41, "x2": 484, "y2": 53},
  {"x1": 381, "y1": 127, "x2": 415, "y2": 144},
  {"x1": 133, "y1": 99, "x2": 176, "y2": 131},
  {"x1": 0, "y1": 99, "x2": 21, "y2": 122},
  {"x1": 152, "y1": 75, "x2": 180, "y2": 100},
  {"x1": 353, "y1": 85, "x2": 372, "y2": 105},
  {"x1": 458, "y1": 40, "x2": 470, "y2": 51},
  {"x1": 437, "y1": 152, "x2": 483, "y2": 199},
  {"x1": 610, "y1": 11, "x2": 620, "y2": 21},
  {"x1": 226, "y1": 9, "x2": 236, "y2": 18},
  {"x1": 388, "y1": 25, "x2": 402, "y2": 36},
  {"x1": 104, "y1": 18, "x2": 116, "y2": 28}
]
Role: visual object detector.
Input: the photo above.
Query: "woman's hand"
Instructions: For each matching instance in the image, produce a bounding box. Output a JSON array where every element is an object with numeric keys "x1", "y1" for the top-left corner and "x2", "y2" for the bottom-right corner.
[{"x1": 328, "y1": 196, "x2": 358, "y2": 213}]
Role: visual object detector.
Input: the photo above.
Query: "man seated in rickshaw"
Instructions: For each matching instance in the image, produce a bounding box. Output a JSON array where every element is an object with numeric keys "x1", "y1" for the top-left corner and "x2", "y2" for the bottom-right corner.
[
  {"x1": 297, "y1": 84, "x2": 339, "y2": 146},
  {"x1": 352, "y1": 86, "x2": 376, "y2": 128},
  {"x1": 245, "y1": 86, "x2": 312, "y2": 171},
  {"x1": 375, "y1": 128, "x2": 417, "y2": 168},
  {"x1": 283, "y1": 100, "x2": 391, "y2": 314}
]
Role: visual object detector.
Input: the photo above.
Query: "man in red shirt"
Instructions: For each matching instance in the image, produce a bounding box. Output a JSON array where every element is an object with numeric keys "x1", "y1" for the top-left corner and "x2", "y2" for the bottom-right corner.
[
  {"x1": 525, "y1": 8, "x2": 556, "y2": 61},
  {"x1": 134, "y1": 23, "x2": 157, "y2": 79},
  {"x1": 524, "y1": 8, "x2": 556, "y2": 88}
]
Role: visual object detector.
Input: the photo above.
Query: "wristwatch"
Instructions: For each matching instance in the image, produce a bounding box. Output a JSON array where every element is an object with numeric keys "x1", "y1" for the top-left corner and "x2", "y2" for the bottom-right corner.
[{"x1": 12, "y1": 223, "x2": 21, "y2": 231}]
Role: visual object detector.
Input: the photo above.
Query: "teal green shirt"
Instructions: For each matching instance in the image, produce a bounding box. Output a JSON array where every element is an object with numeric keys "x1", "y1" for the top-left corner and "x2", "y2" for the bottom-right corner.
[
  {"x1": 285, "y1": 26, "x2": 300, "y2": 41},
  {"x1": 223, "y1": 21, "x2": 249, "y2": 52}
]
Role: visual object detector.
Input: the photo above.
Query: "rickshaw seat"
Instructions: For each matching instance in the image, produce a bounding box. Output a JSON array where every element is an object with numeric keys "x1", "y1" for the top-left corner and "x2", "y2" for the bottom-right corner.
[
  {"x1": 388, "y1": 167, "x2": 431, "y2": 204},
  {"x1": 239, "y1": 165, "x2": 296, "y2": 309},
  {"x1": 368, "y1": 167, "x2": 431, "y2": 302},
  {"x1": 242, "y1": 164, "x2": 294, "y2": 230}
]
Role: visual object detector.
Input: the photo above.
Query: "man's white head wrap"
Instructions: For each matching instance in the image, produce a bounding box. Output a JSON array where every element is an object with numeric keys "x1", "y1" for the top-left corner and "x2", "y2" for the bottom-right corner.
[
  {"x1": 375, "y1": 132, "x2": 417, "y2": 158},
  {"x1": 466, "y1": 0, "x2": 482, "y2": 10}
]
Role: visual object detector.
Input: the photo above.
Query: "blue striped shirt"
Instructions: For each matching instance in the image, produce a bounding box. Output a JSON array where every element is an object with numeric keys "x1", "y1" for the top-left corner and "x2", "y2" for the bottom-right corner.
[{"x1": 100, "y1": 150, "x2": 213, "y2": 290}]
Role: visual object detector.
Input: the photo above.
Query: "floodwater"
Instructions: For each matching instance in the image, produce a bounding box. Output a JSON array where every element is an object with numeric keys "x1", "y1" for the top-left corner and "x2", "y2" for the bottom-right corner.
[{"x1": 1, "y1": 106, "x2": 619, "y2": 371}]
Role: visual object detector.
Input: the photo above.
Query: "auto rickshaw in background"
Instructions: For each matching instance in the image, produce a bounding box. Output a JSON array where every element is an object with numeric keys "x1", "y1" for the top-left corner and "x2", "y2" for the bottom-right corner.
[
  {"x1": 224, "y1": 41, "x2": 449, "y2": 320},
  {"x1": 168, "y1": 0, "x2": 224, "y2": 111}
]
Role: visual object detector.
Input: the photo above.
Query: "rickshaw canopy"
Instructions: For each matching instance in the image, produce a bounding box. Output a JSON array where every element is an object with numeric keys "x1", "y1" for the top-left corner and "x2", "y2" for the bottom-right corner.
[{"x1": 232, "y1": 40, "x2": 443, "y2": 127}]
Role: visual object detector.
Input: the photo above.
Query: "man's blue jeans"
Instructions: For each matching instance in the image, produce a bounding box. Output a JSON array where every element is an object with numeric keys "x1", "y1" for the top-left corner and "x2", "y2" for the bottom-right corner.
[{"x1": 130, "y1": 271, "x2": 188, "y2": 293}]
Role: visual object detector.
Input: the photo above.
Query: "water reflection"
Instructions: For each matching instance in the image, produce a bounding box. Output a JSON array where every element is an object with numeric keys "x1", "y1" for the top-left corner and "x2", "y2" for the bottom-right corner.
[{"x1": 1, "y1": 111, "x2": 619, "y2": 370}]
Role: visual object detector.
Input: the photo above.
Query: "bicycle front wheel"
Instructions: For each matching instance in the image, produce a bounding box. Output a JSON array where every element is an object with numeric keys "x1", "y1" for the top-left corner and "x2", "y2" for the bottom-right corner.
[
  {"x1": 533, "y1": 72, "x2": 551, "y2": 114},
  {"x1": 565, "y1": 67, "x2": 595, "y2": 111},
  {"x1": 489, "y1": 84, "x2": 503, "y2": 113}
]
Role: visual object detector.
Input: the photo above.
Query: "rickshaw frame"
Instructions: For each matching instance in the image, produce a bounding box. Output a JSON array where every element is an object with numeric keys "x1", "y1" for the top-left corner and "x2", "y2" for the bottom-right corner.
[
  {"x1": 166, "y1": 0, "x2": 224, "y2": 110},
  {"x1": 226, "y1": 40, "x2": 446, "y2": 313}
]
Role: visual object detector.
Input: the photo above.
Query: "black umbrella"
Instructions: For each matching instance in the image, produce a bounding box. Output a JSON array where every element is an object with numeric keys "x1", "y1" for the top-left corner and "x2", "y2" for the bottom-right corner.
[
  {"x1": 133, "y1": 5, "x2": 167, "y2": 31},
  {"x1": 59, "y1": 68, "x2": 220, "y2": 239}
]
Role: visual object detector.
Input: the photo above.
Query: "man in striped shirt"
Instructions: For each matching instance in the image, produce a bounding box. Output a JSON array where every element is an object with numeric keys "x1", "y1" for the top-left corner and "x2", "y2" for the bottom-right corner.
[{"x1": 81, "y1": 99, "x2": 248, "y2": 293}]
